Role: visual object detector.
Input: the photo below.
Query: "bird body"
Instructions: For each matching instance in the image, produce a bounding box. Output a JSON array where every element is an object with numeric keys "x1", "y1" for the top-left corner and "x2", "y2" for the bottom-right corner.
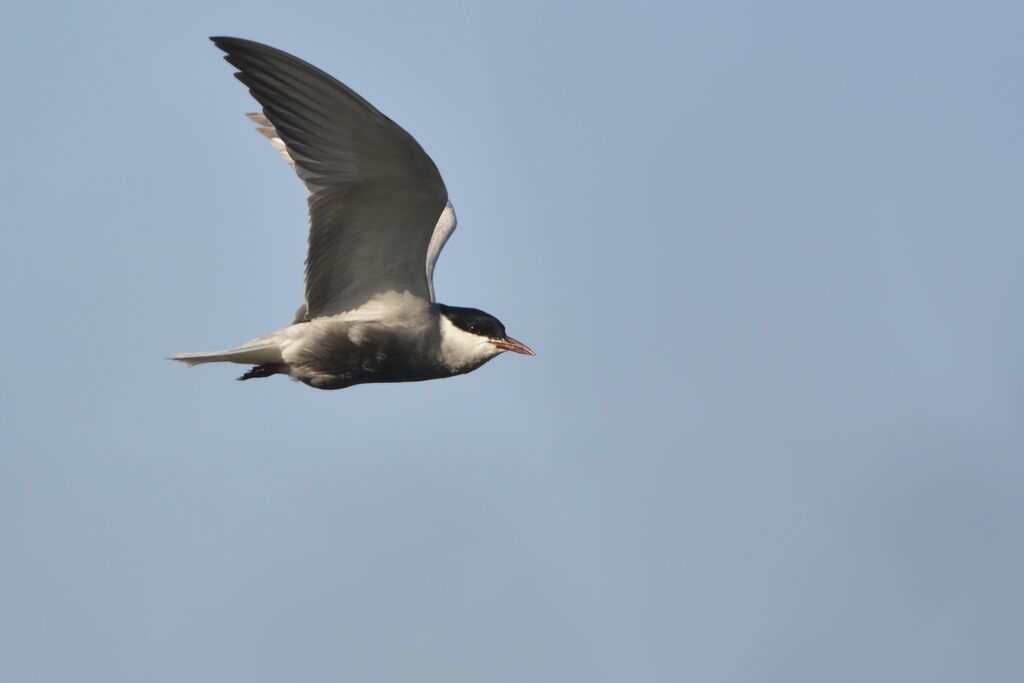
[{"x1": 171, "y1": 38, "x2": 532, "y2": 389}]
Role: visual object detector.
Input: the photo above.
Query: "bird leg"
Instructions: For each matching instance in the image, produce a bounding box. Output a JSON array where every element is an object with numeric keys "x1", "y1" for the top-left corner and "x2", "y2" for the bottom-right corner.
[{"x1": 237, "y1": 363, "x2": 287, "y2": 381}]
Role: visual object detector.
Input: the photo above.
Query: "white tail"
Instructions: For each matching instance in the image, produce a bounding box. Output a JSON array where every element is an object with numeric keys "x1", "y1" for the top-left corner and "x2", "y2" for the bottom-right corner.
[{"x1": 169, "y1": 343, "x2": 282, "y2": 367}]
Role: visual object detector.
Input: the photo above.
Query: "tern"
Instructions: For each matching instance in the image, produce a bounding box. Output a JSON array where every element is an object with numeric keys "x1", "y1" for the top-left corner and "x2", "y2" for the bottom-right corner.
[{"x1": 171, "y1": 37, "x2": 534, "y2": 390}]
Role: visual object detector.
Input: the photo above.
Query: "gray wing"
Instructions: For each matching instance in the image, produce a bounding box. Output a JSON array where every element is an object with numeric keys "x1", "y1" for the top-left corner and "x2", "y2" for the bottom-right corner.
[{"x1": 211, "y1": 37, "x2": 453, "y2": 317}]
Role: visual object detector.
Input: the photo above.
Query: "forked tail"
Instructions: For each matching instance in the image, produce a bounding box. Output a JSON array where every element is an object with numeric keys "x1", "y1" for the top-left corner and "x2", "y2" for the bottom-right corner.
[{"x1": 169, "y1": 343, "x2": 285, "y2": 382}]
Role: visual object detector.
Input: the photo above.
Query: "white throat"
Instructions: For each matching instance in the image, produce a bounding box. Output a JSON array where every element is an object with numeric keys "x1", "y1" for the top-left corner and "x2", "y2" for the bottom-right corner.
[{"x1": 438, "y1": 315, "x2": 503, "y2": 373}]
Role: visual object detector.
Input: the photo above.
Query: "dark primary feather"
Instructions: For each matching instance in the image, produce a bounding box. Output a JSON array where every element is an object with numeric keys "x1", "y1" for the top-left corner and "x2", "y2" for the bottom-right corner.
[{"x1": 209, "y1": 37, "x2": 449, "y2": 317}]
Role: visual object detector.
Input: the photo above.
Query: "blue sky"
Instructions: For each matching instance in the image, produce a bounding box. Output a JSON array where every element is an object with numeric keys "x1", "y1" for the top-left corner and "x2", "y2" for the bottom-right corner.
[{"x1": 2, "y1": 1, "x2": 1022, "y2": 681}]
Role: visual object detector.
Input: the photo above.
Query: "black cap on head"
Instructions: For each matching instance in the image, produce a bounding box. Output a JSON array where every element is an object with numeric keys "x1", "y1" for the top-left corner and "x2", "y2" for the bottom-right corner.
[{"x1": 439, "y1": 304, "x2": 507, "y2": 339}]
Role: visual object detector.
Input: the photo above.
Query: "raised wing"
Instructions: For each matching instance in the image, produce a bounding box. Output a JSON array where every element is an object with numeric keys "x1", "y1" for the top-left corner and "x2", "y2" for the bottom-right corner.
[
  {"x1": 211, "y1": 37, "x2": 453, "y2": 317},
  {"x1": 425, "y1": 201, "x2": 456, "y2": 301}
]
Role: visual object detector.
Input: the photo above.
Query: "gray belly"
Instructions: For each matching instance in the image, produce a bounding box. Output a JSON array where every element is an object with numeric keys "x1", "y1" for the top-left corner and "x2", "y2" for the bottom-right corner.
[{"x1": 287, "y1": 322, "x2": 447, "y2": 390}]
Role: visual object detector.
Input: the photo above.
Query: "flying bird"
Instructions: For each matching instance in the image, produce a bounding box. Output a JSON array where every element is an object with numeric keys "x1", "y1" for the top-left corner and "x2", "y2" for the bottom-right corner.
[{"x1": 171, "y1": 37, "x2": 533, "y2": 390}]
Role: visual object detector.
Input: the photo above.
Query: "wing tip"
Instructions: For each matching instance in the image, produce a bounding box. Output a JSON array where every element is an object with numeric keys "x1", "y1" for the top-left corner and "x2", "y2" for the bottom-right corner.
[{"x1": 209, "y1": 36, "x2": 235, "y2": 52}]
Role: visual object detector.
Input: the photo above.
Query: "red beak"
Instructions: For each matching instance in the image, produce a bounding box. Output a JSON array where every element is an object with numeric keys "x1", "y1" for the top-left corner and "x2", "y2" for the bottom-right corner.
[{"x1": 491, "y1": 336, "x2": 535, "y2": 356}]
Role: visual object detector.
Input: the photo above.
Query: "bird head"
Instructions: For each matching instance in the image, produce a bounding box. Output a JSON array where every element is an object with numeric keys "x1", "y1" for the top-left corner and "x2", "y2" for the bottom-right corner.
[{"x1": 438, "y1": 304, "x2": 534, "y2": 372}]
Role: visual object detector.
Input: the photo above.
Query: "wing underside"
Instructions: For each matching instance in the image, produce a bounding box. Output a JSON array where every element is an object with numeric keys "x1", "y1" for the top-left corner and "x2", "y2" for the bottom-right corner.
[{"x1": 211, "y1": 37, "x2": 455, "y2": 316}]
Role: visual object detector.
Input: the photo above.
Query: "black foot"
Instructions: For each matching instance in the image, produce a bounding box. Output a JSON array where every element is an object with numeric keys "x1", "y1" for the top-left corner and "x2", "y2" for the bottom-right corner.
[{"x1": 238, "y1": 363, "x2": 286, "y2": 381}]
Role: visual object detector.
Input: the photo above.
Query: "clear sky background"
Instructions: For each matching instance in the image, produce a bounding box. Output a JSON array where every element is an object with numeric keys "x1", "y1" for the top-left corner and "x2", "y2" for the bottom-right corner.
[{"x1": 2, "y1": 1, "x2": 1022, "y2": 681}]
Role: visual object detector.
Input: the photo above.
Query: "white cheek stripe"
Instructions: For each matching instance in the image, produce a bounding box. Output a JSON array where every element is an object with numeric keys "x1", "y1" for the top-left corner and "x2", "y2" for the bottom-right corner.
[{"x1": 438, "y1": 315, "x2": 502, "y2": 373}]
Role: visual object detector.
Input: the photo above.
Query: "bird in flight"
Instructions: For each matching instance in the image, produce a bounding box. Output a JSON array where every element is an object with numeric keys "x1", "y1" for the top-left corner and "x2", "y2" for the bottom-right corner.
[{"x1": 171, "y1": 37, "x2": 533, "y2": 390}]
